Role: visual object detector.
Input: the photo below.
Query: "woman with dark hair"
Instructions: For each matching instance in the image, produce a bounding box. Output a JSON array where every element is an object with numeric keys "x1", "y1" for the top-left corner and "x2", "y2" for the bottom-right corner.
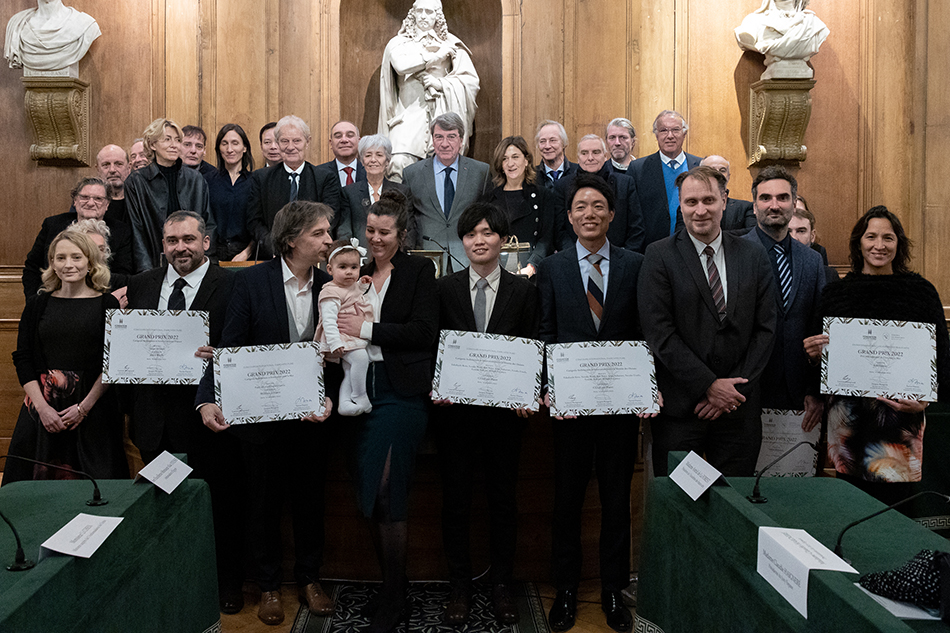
[
  {"x1": 481, "y1": 135, "x2": 555, "y2": 277},
  {"x1": 205, "y1": 123, "x2": 256, "y2": 261},
  {"x1": 5, "y1": 230, "x2": 126, "y2": 485},
  {"x1": 805, "y1": 206, "x2": 950, "y2": 505},
  {"x1": 336, "y1": 190, "x2": 438, "y2": 632}
]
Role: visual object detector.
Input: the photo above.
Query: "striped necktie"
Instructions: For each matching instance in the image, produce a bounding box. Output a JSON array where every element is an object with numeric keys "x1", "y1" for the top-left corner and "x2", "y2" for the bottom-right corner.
[
  {"x1": 703, "y1": 245, "x2": 726, "y2": 322},
  {"x1": 774, "y1": 243, "x2": 791, "y2": 310},
  {"x1": 586, "y1": 253, "x2": 605, "y2": 330}
]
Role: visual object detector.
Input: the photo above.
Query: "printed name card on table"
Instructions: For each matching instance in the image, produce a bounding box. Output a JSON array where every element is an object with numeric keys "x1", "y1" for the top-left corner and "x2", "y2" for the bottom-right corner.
[
  {"x1": 135, "y1": 451, "x2": 192, "y2": 494},
  {"x1": 669, "y1": 451, "x2": 722, "y2": 501},
  {"x1": 40, "y1": 513, "x2": 124, "y2": 561}
]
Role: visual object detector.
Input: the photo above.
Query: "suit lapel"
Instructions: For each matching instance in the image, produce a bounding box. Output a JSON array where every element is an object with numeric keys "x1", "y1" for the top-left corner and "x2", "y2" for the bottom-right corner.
[
  {"x1": 423, "y1": 160, "x2": 443, "y2": 220},
  {"x1": 142, "y1": 267, "x2": 165, "y2": 309},
  {"x1": 452, "y1": 271, "x2": 478, "y2": 331},
  {"x1": 487, "y1": 269, "x2": 514, "y2": 332},
  {"x1": 677, "y1": 233, "x2": 720, "y2": 321},
  {"x1": 449, "y1": 158, "x2": 471, "y2": 218},
  {"x1": 723, "y1": 234, "x2": 743, "y2": 322},
  {"x1": 266, "y1": 259, "x2": 291, "y2": 338},
  {"x1": 190, "y1": 262, "x2": 219, "y2": 310},
  {"x1": 564, "y1": 252, "x2": 598, "y2": 337},
  {"x1": 785, "y1": 241, "x2": 805, "y2": 311},
  {"x1": 599, "y1": 247, "x2": 625, "y2": 331}
]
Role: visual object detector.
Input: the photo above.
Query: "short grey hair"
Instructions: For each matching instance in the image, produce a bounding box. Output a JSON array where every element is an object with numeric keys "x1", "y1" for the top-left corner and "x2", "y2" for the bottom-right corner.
[
  {"x1": 535, "y1": 119, "x2": 568, "y2": 148},
  {"x1": 430, "y1": 112, "x2": 465, "y2": 137},
  {"x1": 358, "y1": 134, "x2": 393, "y2": 162},
  {"x1": 578, "y1": 134, "x2": 607, "y2": 153},
  {"x1": 274, "y1": 115, "x2": 311, "y2": 141},
  {"x1": 165, "y1": 210, "x2": 208, "y2": 238},
  {"x1": 67, "y1": 218, "x2": 113, "y2": 261},
  {"x1": 607, "y1": 117, "x2": 636, "y2": 138},
  {"x1": 271, "y1": 201, "x2": 334, "y2": 257},
  {"x1": 652, "y1": 110, "x2": 689, "y2": 134}
]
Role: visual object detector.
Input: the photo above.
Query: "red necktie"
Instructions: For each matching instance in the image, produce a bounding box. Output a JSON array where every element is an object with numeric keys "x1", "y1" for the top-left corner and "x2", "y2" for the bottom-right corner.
[{"x1": 343, "y1": 166, "x2": 355, "y2": 186}]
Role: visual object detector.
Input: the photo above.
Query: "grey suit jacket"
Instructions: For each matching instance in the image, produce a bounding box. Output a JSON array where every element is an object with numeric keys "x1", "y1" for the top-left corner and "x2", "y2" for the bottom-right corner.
[
  {"x1": 639, "y1": 230, "x2": 777, "y2": 417},
  {"x1": 402, "y1": 155, "x2": 490, "y2": 270}
]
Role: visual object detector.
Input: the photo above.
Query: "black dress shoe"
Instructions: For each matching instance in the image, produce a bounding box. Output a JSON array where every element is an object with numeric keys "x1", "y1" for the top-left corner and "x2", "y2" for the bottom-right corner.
[
  {"x1": 443, "y1": 584, "x2": 471, "y2": 625},
  {"x1": 548, "y1": 588, "x2": 577, "y2": 632},
  {"x1": 219, "y1": 589, "x2": 244, "y2": 614},
  {"x1": 602, "y1": 589, "x2": 632, "y2": 633},
  {"x1": 492, "y1": 584, "x2": 520, "y2": 624}
]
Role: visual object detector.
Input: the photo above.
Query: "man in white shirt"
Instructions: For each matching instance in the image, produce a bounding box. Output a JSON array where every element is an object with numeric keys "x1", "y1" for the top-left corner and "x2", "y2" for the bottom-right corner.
[
  {"x1": 534, "y1": 119, "x2": 578, "y2": 188},
  {"x1": 319, "y1": 120, "x2": 366, "y2": 188}
]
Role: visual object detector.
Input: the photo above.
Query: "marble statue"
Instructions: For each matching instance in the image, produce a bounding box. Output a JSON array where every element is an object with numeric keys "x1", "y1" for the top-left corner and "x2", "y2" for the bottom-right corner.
[
  {"x1": 735, "y1": 0, "x2": 829, "y2": 80},
  {"x1": 378, "y1": 0, "x2": 479, "y2": 178},
  {"x1": 4, "y1": 0, "x2": 101, "y2": 74}
]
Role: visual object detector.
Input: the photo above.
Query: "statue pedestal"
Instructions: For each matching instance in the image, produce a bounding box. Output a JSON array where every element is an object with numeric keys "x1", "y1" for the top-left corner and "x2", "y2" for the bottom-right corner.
[
  {"x1": 21, "y1": 76, "x2": 91, "y2": 167},
  {"x1": 747, "y1": 78, "x2": 815, "y2": 167}
]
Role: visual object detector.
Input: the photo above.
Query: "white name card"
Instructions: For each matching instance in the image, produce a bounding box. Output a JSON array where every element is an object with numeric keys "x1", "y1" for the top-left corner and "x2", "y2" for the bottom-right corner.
[
  {"x1": 40, "y1": 513, "x2": 124, "y2": 560},
  {"x1": 135, "y1": 450, "x2": 192, "y2": 494},
  {"x1": 669, "y1": 451, "x2": 721, "y2": 501}
]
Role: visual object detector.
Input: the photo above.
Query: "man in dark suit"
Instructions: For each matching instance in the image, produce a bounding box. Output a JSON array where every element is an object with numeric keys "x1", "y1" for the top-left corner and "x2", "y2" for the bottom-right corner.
[
  {"x1": 744, "y1": 166, "x2": 826, "y2": 430},
  {"x1": 22, "y1": 177, "x2": 134, "y2": 297},
  {"x1": 639, "y1": 166, "x2": 777, "y2": 478},
  {"x1": 534, "y1": 119, "x2": 578, "y2": 188},
  {"x1": 605, "y1": 117, "x2": 638, "y2": 173},
  {"x1": 434, "y1": 202, "x2": 539, "y2": 626},
  {"x1": 124, "y1": 211, "x2": 242, "y2": 613},
  {"x1": 628, "y1": 110, "x2": 701, "y2": 248},
  {"x1": 402, "y1": 112, "x2": 491, "y2": 271},
  {"x1": 553, "y1": 135, "x2": 645, "y2": 252},
  {"x1": 197, "y1": 201, "x2": 338, "y2": 626},
  {"x1": 318, "y1": 120, "x2": 366, "y2": 190},
  {"x1": 700, "y1": 154, "x2": 756, "y2": 234},
  {"x1": 538, "y1": 173, "x2": 646, "y2": 633},
  {"x1": 245, "y1": 115, "x2": 342, "y2": 260}
]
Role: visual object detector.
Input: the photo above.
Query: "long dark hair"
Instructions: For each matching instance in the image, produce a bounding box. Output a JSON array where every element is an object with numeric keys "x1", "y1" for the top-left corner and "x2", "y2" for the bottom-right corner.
[
  {"x1": 215, "y1": 123, "x2": 255, "y2": 174},
  {"x1": 848, "y1": 205, "x2": 912, "y2": 274}
]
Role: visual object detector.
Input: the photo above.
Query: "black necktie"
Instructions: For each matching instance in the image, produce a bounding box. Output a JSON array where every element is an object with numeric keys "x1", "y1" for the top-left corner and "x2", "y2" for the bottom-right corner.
[
  {"x1": 443, "y1": 166, "x2": 455, "y2": 217},
  {"x1": 774, "y1": 243, "x2": 791, "y2": 310},
  {"x1": 289, "y1": 172, "x2": 299, "y2": 201},
  {"x1": 168, "y1": 277, "x2": 187, "y2": 311}
]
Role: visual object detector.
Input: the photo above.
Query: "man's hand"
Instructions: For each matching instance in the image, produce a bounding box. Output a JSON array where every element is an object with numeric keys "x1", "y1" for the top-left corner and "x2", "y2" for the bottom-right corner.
[
  {"x1": 803, "y1": 334, "x2": 829, "y2": 361},
  {"x1": 200, "y1": 403, "x2": 229, "y2": 432},
  {"x1": 112, "y1": 286, "x2": 128, "y2": 308},
  {"x1": 695, "y1": 378, "x2": 748, "y2": 420},
  {"x1": 802, "y1": 394, "x2": 823, "y2": 432},
  {"x1": 195, "y1": 345, "x2": 214, "y2": 360},
  {"x1": 877, "y1": 397, "x2": 928, "y2": 414},
  {"x1": 543, "y1": 392, "x2": 575, "y2": 420},
  {"x1": 301, "y1": 397, "x2": 333, "y2": 422},
  {"x1": 638, "y1": 391, "x2": 663, "y2": 419},
  {"x1": 338, "y1": 308, "x2": 366, "y2": 338}
]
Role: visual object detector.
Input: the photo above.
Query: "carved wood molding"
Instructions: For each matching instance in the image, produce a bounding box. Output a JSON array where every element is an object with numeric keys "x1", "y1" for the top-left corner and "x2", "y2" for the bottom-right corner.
[
  {"x1": 747, "y1": 78, "x2": 815, "y2": 167},
  {"x1": 21, "y1": 77, "x2": 91, "y2": 167}
]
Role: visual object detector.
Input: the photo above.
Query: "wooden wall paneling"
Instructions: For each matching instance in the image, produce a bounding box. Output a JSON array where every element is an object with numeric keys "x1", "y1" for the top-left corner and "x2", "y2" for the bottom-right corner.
[
  {"x1": 319, "y1": 0, "x2": 341, "y2": 164},
  {"x1": 570, "y1": 0, "x2": 628, "y2": 140},
  {"x1": 264, "y1": 0, "x2": 281, "y2": 148},
  {"x1": 164, "y1": 0, "x2": 201, "y2": 124},
  {"x1": 501, "y1": 0, "x2": 522, "y2": 137},
  {"x1": 518, "y1": 0, "x2": 565, "y2": 142},
  {"x1": 151, "y1": 0, "x2": 166, "y2": 120},
  {"x1": 278, "y1": 0, "x2": 314, "y2": 147},
  {"x1": 633, "y1": 0, "x2": 676, "y2": 158},
  {"x1": 198, "y1": 0, "x2": 216, "y2": 135}
]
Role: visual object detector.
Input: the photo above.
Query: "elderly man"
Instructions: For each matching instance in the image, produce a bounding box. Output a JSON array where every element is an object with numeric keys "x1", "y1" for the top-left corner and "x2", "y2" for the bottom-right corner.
[
  {"x1": 245, "y1": 115, "x2": 341, "y2": 260},
  {"x1": 552, "y1": 134, "x2": 644, "y2": 253},
  {"x1": 197, "y1": 201, "x2": 340, "y2": 626},
  {"x1": 129, "y1": 138, "x2": 149, "y2": 171},
  {"x1": 605, "y1": 118, "x2": 638, "y2": 173},
  {"x1": 639, "y1": 166, "x2": 776, "y2": 477},
  {"x1": 699, "y1": 155, "x2": 755, "y2": 234},
  {"x1": 22, "y1": 177, "x2": 133, "y2": 297},
  {"x1": 402, "y1": 111, "x2": 491, "y2": 271},
  {"x1": 259, "y1": 122, "x2": 282, "y2": 168},
  {"x1": 96, "y1": 144, "x2": 132, "y2": 224},
  {"x1": 181, "y1": 125, "x2": 216, "y2": 178},
  {"x1": 629, "y1": 110, "x2": 701, "y2": 248},
  {"x1": 319, "y1": 120, "x2": 366, "y2": 188},
  {"x1": 534, "y1": 120, "x2": 577, "y2": 188}
]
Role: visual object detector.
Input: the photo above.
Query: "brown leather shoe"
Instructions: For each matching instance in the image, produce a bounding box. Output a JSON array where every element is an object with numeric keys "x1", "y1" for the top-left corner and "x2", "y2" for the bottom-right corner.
[
  {"x1": 258, "y1": 590, "x2": 284, "y2": 625},
  {"x1": 443, "y1": 585, "x2": 470, "y2": 625},
  {"x1": 300, "y1": 582, "x2": 335, "y2": 616},
  {"x1": 492, "y1": 584, "x2": 520, "y2": 624}
]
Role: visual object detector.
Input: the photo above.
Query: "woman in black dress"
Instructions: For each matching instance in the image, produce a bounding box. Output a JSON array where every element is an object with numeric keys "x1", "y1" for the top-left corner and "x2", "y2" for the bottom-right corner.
[
  {"x1": 205, "y1": 123, "x2": 255, "y2": 261},
  {"x1": 5, "y1": 229, "x2": 126, "y2": 484}
]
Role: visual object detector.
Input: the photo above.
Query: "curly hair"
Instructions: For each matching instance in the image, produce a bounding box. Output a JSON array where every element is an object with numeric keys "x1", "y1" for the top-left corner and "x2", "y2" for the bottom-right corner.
[
  {"x1": 399, "y1": 3, "x2": 448, "y2": 40},
  {"x1": 40, "y1": 229, "x2": 111, "y2": 294}
]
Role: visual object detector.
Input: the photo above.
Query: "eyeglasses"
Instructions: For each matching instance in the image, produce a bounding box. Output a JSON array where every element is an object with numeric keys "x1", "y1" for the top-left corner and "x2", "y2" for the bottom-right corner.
[
  {"x1": 656, "y1": 128, "x2": 684, "y2": 136},
  {"x1": 76, "y1": 195, "x2": 108, "y2": 205}
]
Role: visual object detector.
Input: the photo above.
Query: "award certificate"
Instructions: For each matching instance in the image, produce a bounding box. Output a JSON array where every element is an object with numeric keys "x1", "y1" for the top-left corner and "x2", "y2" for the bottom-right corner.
[
  {"x1": 821, "y1": 317, "x2": 937, "y2": 401},
  {"x1": 755, "y1": 409, "x2": 820, "y2": 477},
  {"x1": 102, "y1": 309, "x2": 209, "y2": 385},
  {"x1": 546, "y1": 341, "x2": 658, "y2": 417},
  {"x1": 213, "y1": 342, "x2": 324, "y2": 424},
  {"x1": 431, "y1": 330, "x2": 543, "y2": 410}
]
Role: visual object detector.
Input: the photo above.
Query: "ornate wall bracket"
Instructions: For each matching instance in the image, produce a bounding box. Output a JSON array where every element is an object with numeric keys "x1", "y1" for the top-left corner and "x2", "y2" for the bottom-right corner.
[
  {"x1": 747, "y1": 78, "x2": 815, "y2": 167},
  {"x1": 21, "y1": 76, "x2": 90, "y2": 167}
]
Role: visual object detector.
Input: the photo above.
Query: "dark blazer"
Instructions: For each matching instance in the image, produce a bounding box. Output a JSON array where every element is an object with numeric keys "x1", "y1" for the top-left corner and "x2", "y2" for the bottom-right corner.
[
  {"x1": 125, "y1": 263, "x2": 234, "y2": 452},
  {"x1": 361, "y1": 249, "x2": 439, "y2": 396},
  {"x1": 535, "y1": 159, "x2": 579, "y2": 190},
  {"x1": 22, "y1": 211, "x2": 134, "y2": 298},
  {"x1": 538, "y1": 243, "x2": 645, "y2": 344},
  {"x1": 552, "y1": 164, "x2": 646, "y2": 253},
  {"x1": 722, "y1": 197, "x2": 756, "y2": 234},
  {"x1": 638, "y1": 230, "x2": 777, "y2": 417},
  {"x1": 318, "y1": 159, "x2": 367, "y2": 187},
  {"x1": 481, "y1": 182, "x2": 556, "y2": 267},
  {"x1": 628, "y1": 151, "x2": 701, "y2": 248},
  {"x1": 338, "y1": 179, "x2": 410, "y2": 247},
  {"x1": 244, "y1": 161, "x2": 342, "y2": 259},
  {"x1": 744, "y1": 229, "x2": 825, "y2": 408},
  {"x1": 437, "y1": 267, "x2": 539, "y2": 339}
]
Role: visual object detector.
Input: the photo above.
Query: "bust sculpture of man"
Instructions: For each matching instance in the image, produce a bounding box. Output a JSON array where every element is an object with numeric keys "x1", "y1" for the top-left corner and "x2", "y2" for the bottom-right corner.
[
  {"x1": 4, "y1": 0, "x2": 100, "y2": 73},
  {"x1": 378, "y1": 0, "x2": 479, "y2": 179},
  {"x1": 735, "y1": 0, "x2": 829, "y2": 80}
]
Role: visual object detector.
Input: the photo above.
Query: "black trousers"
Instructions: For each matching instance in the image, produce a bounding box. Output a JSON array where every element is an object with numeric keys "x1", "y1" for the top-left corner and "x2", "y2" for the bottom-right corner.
[
  {"x1": 551, "y1": 414, "x2": 638, "y2": 593},
  {"x1": 434, "y1": 406, "x2": 525, "y2": 587},
  {"x1": 650, "y1": 411, "x2": 762, "y2": 477}
]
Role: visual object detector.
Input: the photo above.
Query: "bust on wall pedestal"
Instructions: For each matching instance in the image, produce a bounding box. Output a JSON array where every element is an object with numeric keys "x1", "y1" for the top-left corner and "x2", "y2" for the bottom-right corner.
[
  {"x1": 735, "y1": 0, "x2": 829, "y2": 80},
  {"x1": 4, "y1": 0, "x2": 100, "y2": 77}
]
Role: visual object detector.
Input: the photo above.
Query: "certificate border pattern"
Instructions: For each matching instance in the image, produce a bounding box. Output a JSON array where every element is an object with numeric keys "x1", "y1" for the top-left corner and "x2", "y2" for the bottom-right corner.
[
  {"x1": 102, "y1": 308, "x2": 210, "y2": 385},
  {"x1": 213, "y1": 342, "x2": 325, "y2": 425},
  {"x1": 546, "y1": 340, "x2": 659, "y2": 417},
  {"x1": 431, "y1": 329, "x2": 544, "y2": 410},
  {"x1": 821, "y1": 317, "x2": 938, "y2": 401},
  {"x1": 757, "y1": 408, "x2": 817, "y2": 478}
]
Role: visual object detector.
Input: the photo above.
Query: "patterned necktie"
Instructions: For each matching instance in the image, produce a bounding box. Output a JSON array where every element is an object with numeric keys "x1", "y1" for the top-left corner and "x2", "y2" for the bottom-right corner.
[
  {"x1": 550, "y1": 170, "x2": 560, "y2": 183},
  {"x1": 289, "y1": 172, "x2": 299, "y2": 201},
  {"x1": 168, "y1": 277, "x2": 188, "y2": 311},
  {"x1": 703, "y1": 245, "x2": 726, "y2": 322},
  {"x1": 443, "y1": 166, "x2": 455, "y2": 217},
  {"x1": 586, "y1": 253, "x2": 605, "y2": 330},
  {"x1": 343, "y1": 166, "x2": 355, "y2": 186},
  {"x1": 474, "y1": 278, "x2": 489, "y2": 333},
  {"x1": 668, "y1": 159, "x2": 678, "y2": 171},
  {"x1": 774, "y1": 243, "x2": 791, "y2": 310}
]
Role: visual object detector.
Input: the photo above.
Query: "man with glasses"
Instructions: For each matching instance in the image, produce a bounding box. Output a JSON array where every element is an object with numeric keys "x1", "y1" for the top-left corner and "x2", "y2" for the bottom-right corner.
[
  {"x1": 628, "y1": 110, "x2": 700, "y2": 248},
  {"x1": 22, "y1": 177, "x2": 134, "y2": 296}
]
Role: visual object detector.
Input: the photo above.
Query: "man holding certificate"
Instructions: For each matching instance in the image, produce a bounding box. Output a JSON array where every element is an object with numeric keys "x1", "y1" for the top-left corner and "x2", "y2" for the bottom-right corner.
[
  {"x1": 196, "y1": 201, "x2": 337, "y2": 626},
  {"x1": 639, "y1": 165, "x2": 776, "y2": 477},
  {"x1": 433, "y1": 202, "x2": 539, "y2": 626},
  {"x1": 537, "y1": 173, "x2": 645, "y2": 633}
]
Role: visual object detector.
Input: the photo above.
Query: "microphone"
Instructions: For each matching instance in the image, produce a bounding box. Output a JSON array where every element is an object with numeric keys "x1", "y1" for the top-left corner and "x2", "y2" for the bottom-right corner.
[
  {"x1": 422, "y1": 234, "x2": 466, "y2": 272},
  {"x1": 0, "y1": 508, "x2": 35, "y2": 571},
  {"x1": 834, "y1": 490, "x2": 950, "y2": 561},
  {"x1": 747, "y1": 441, "x2": 818, "y2": 503},
  {"x1": 0, "y1": 455, "x2": 108, "y2": 506}
]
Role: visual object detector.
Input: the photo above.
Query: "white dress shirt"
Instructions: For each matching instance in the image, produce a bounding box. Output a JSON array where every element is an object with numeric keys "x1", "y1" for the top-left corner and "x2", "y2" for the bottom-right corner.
[
  {"x1": 159, "y1": 258, "x2": 210, "y2": 310},
  {"x1": 469, "y1": 264, "x2": 501, "y2": 328},
  {"x1": 687, "y1": 231, "x2": 728, "y2": 305},
  {"x1": 280, "y1": 257, "x2": 315, "y2": 342},
  {"x1": 575, "y1": 239, "x2": 611, "y2": 299},
  {"x1": 360, "y1": 276, "x2": 392, "y2": 362},
  {"x1": 335, "y1": 158, "x2": 359, "y2": 187}
]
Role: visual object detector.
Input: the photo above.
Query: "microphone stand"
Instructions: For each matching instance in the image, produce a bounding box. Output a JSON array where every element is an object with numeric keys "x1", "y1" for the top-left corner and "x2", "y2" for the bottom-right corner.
[
  {"x1": 834, "y1": 490, "x2": 950, "y2": 560},
  {"x1": 422, "y1": 234, "x2": 466, "y2": 272},
  {"x1": 0, "y1": 508, "x2": 35, "y2": 571},
  {"x1": 747, "y1": 441, "x2": 818, "y2": 503},
  {"x1": 0, "y1": 455, "x2": 108, "y2": 506}
]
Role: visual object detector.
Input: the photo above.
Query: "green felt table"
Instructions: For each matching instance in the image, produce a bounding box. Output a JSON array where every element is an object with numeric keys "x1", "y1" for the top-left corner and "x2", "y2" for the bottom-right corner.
[
  {"x1": 636, "y1": 453, "x2": 950, "y2": 633},
  {"x1": 0, "y1": 478, "x2": 220, "y2": 633}
]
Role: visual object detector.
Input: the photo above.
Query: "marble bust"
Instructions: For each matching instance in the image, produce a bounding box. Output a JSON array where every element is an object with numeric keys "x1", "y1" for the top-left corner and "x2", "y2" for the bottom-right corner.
[
  {"x1": 735, "y1": 0, "x2": 829, "y2": 80},
  {"x1": 4, "y1": 0, "x2": 101, "y2": 74},
  {"x1": 378, "y1": 0, "x2": 479, "y2": 178}
]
